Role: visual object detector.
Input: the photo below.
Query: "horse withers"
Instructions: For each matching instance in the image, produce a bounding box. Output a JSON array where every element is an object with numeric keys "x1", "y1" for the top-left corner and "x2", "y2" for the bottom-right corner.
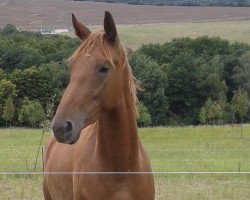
[{"x1": 43, "y1": 11, "x2": 155, "y2": 200}]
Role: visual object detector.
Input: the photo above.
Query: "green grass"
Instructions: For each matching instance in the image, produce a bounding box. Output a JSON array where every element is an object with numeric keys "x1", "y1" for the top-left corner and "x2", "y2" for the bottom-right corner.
[
  {"x1": 0, "y1": 128, "x2": 48, "y2": 172},
  {"x1": 141, "y1": 126, "x2": 250, "y2": 172},
  {"x1": 0, "y1": 126, "x2": 250, "y2": 199},
  {"x1": 118, "y1": 21, "x2": 250, "y2": 49},
  {"x1": 63, "y1": 20, "x2": 250, "y2": 50}
]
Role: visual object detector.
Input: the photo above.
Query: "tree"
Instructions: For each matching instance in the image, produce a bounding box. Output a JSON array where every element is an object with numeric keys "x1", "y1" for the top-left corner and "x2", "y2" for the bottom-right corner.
[
  {"x1": 238, "y1": 0, "x2": 247, "y2": 6},
  {"x1": 18, "y1": 99, "x2": 46, "y2": 127},
  {"x1": 0, "y1": 79, "x2": 17, "y2": 100},
  {"x1": 199, "y1": 106, "x2": 207, "y2": 125},
  {"x1": 129, "y1": 53, "x2": 168, "y2": 126},
  {"x1": 233, "y1": 52, "x2": 250, "y2": 98},
  {"x1": 231, "y1": 88, "x2": 249, "y2": 124},
  {"x1": 1, "y1": 25, "x2": 250, "y2": 126},
  {"x1": 137, "y1": 103, "x2": 151, "y2": 127},
  {"x1": 1, "y1": 24, "x2": 17, "y2": 35},
  {"x1": 208, "y1": 101, "x2": 223, "y2": 125},
  {"x1": 0, "y1": 25, "x2": 79, "y2": 72},
  {"x1": 2, "y1": 97, "x2": 15, "y2": 126},
  {"x1": 165, "y1": 52, "x2": 208, "y2": 124},
  {"x1": 206, "y1": 56, "x2": 228, "y2": 100},
  {"x1": 10, "y1": 63, "x2": 69, "y2": 110},
  {"x1": 0, "y1": 79, "x2": 17, "y2": 117},
  {"x1": 0, "y1": 69, "x2": 5, "y2": 80},
  {"x1": 39, "y1": 62, "x2": 70, "y2": 108},
  {"x1": 10, "y1": 67, "x2": 54, "y2": 106},
  {"x1": 199, "y1": 97, "x2": 225, "y2": 125},
  {"x1": 223, "y1": 56, "x2": 241, "y2": 101},
  {"x1": 132, "y1": 36, "x2": 250, "y2": 125},
  {"x1": 199, "y1": 98, "x2": 212, "y2": 124}
]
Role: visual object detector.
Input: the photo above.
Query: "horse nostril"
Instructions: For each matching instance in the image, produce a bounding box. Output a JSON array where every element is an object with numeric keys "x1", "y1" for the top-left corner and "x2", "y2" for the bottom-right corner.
[{"x1": 63, "y1": 121, "x2": 73, "y2": 133}]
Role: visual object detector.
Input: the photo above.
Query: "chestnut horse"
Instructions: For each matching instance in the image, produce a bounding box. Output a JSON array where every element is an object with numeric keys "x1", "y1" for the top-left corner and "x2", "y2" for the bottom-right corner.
[{"x1": 43, "y1": 11, "x2": 155, "y2": 200}]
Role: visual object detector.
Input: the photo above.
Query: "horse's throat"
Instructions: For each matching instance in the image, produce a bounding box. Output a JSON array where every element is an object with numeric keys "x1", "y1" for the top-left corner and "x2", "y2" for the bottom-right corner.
[{"x1": 97, "y1": 98, "x2": 139, "y2": 170}]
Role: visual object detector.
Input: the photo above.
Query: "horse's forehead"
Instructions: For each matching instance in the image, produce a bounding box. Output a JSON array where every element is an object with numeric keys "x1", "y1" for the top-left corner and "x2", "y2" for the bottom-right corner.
[
  {"x1": 71, "y1": 50, "x2": 110, "y2": 70},
  {"x1": 71, "y1": 47, "x2": 101, "y2": 64},
  {"x1": 84, "y1": 46, "x2": 118, "y2": 64},
  {"x1": 70, "y1": 37, "x2": 123, "y2": 68}
]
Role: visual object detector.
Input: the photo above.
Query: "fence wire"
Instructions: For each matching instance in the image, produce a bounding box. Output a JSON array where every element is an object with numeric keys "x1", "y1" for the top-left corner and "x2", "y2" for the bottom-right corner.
[
  {"x1": 1, "y1": 149, "x2": 250, "y2": 200},
  {"x1": 0, "y1": 171, "x2": 250, "y2": 175}
]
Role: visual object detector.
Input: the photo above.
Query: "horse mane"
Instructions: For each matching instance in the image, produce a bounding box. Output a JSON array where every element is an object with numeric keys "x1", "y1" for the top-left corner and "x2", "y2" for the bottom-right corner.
[{"x1": 68, "y1": 29, "x2": 138, "y2": 117}]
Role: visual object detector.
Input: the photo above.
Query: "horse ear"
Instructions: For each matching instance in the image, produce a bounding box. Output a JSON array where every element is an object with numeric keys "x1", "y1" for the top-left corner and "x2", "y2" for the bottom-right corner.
[
  {"x1": 72, "y1": 13, "x2": 91, "y2": 41},
  {"x1": 104, "y1": 11, "x2": 119, "y2": 43}
]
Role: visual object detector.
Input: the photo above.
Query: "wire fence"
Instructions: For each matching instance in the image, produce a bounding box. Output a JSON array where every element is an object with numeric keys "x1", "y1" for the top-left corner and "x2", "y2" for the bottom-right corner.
[
  {"x1": 1, "y1": 148, "x2": 250, "y2": 151},
  {"x1": 1, "y1": 170, "x2": 250, "y2": 200},
  {"x1": 1, "y1": 150, "x2": 250, "y2": 200},
  {"x1": 0, "y1": 171, "x2": 250, "y2": 175},
  {"x1": 1, "y1": 127, "x2": 250, "y2": 199},
  {"x1": 1, "y1": 147, "x2": 250, "y2": 175}
]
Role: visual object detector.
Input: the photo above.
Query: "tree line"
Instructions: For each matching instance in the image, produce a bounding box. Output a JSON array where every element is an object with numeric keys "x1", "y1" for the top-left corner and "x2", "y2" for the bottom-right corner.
[
  {"x1": 0, "y1": 25, "x2": 77, "y2": 127},
  {"x1": 73, "y1": 0, "x2": 250, "y2": 7},
  {"x1": 131, "y1": 37, "x2": 250, "y2": 126},
  {"x1": 0, "y1": 24, "x2": 249, "y2": 127}
]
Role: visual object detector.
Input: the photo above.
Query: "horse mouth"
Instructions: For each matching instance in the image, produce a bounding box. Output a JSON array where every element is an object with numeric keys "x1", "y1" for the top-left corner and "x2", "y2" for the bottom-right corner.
[
  {"x1": 53, "y1": 130, "x2": 81, "y2": 145},
  {"x1": 67, "y1": 133, "x2": 81, "y2": 145}
]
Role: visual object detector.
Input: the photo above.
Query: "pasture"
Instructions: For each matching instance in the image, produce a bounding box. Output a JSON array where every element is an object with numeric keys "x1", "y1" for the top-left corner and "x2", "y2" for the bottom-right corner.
[
  {"x1": 62, "y1": 20, "x2": 250, "y2": 49},
  {"x1": 117, "y1": 20, "x2": 250, "y2": 49},
  {"x1": 0, "y1": 126, "x2": 250, "y2": 199}
]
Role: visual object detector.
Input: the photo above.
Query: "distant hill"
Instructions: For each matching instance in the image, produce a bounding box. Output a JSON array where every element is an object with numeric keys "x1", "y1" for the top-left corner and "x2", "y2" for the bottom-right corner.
[
  {"x1": 74, "y1": 0, "x2": 250, "y2": 7},
  {"x1": 1, "y1": 1, "x2": 250, "y2": 31}
]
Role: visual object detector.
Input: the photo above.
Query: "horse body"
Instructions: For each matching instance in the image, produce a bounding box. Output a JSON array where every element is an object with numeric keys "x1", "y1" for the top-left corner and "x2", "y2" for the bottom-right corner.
[
  {"x1": 43, "y1": 11, "x2": 155, "y2": 200},
  {"x1": 44, "y1": 122, "x2": 154, "y2": 199}
]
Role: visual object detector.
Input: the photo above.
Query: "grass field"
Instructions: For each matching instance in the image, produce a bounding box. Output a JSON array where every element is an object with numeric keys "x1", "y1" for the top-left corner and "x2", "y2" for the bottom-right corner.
[
  {"x1": 0, "y1": 126, "x2": 250, "y2": 199},
  {"x1": 118, "y1": 20, "x2": 250, "y2": 49},
  {"x1": 63, "y1": 20, "x2": 250, "y2": 50}
]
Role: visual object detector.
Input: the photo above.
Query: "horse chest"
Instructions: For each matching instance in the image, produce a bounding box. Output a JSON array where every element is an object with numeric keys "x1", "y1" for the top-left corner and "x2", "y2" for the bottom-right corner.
[
  {"x1": 73, "y1": 174, "x2": 153, "y2": 200},
  {"x1": 75, "y1": 184, "x2": 134, "y2": 200}
]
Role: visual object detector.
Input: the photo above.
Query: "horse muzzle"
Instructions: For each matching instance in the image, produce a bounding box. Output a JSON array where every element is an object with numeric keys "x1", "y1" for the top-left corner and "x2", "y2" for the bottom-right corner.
[{"x1": 52, "y1": 120, "x2": 81, "y2": 145}]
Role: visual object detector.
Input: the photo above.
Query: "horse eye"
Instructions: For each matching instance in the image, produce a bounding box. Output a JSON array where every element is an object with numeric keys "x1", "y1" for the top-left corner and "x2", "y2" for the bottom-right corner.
[{"x1": 99, "y1": 64, "x2": 110, "y2": 73}]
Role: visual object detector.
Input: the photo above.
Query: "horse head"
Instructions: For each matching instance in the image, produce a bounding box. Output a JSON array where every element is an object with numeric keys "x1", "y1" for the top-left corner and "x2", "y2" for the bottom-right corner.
[{"x1": 52, "y1": 11, "x2": 130, "y2": 144}]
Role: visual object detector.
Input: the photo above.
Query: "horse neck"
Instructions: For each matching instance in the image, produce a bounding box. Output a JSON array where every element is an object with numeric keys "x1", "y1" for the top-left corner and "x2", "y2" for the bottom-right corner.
[{"x1": 96, "y1": 64, "x2": 139, "y2": 170}]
